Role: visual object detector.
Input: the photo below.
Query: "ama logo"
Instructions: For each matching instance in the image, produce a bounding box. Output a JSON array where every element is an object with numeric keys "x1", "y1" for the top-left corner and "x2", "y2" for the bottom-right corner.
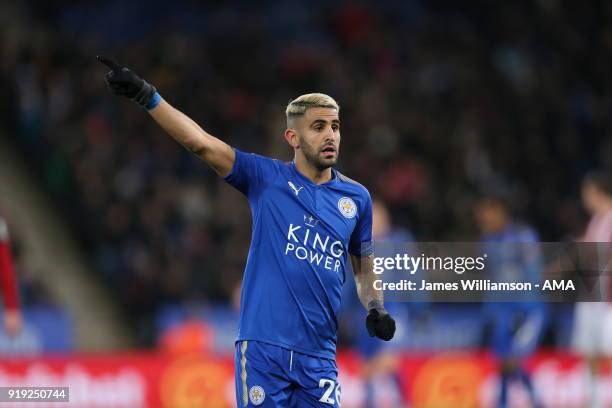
[{"x1": 284, "y1": 215, "x2": 344, "y2": 272}]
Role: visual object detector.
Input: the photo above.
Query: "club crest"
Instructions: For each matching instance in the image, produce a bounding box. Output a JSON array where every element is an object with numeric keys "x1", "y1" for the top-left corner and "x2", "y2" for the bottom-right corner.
[
  {"x1": 249, "y1": 385, "x2": 265, "y2": 405},
  {"x1": 338, "y1": 197, "x2": 357, "y2": 219}
]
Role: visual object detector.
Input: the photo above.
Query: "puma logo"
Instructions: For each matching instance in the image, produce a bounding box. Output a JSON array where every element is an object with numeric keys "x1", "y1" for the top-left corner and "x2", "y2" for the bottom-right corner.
[{"x1": 288, "y1": 181, "x2": 303, "y2": 196}]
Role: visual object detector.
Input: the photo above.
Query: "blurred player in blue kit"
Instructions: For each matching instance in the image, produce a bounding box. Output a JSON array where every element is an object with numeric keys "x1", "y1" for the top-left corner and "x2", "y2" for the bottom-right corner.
[
  {"x1": 341, "y1": 200, "x2": 415, "y2": 407},
  {"x1": 474, "y1": 195, "x2": 547, "y2": 408},
  {"x1": 98, "y1": 56, "x2": 396, "y2": 407}
]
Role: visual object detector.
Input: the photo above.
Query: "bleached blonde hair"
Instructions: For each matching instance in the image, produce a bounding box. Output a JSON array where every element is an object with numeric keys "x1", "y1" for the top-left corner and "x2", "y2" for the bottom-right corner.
[{"x1": 286, "y1": 93, "x2": 339, "y2": 125}]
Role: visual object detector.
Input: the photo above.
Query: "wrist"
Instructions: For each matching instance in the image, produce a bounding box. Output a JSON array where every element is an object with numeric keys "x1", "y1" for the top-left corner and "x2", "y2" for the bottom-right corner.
[
  {"x1": 131, "y1": 79, "x2": 158, "y2": 109},
  {"x1": 367, "y1": 299, "x2": 385, "y2": 312},
  {"x1": 145, "y1": 91, "x2": 162, "y2": 110}
]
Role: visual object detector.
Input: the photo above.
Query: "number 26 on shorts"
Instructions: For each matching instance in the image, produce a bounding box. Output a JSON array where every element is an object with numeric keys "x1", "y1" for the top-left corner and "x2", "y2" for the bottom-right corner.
[{"x1": 319, "y1": 378, "x2": 341, "y2": 406}]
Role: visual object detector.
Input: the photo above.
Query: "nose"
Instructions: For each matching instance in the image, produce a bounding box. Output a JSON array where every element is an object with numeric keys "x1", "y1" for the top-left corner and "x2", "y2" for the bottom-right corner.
[{"x1": 324, "y1": 128, "x2": 337, "y2": 143}]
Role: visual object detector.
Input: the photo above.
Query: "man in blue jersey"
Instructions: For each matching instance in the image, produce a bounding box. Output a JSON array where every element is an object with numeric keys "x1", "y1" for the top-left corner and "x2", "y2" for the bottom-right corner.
[
  {"x1": 474, "y1": 195, "x2": 547, "y2": 408},
  {"x1": 98, "y1": 56, "x2": 396, "y2": 407}
]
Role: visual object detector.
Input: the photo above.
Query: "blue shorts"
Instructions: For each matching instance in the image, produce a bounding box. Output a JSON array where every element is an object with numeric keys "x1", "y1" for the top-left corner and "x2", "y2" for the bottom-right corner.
[{"x1": 234, "y1": 340, "x2": 340, "y2": 407}]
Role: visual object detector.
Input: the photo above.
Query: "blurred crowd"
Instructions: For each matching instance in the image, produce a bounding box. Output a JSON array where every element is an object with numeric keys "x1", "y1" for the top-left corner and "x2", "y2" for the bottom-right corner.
[{"x1": 0, "y1": 0, "x2": 610, "y2": 344}]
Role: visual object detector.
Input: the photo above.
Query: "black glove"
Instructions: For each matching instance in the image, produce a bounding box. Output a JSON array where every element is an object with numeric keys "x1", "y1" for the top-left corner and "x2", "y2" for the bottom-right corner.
[
  {"x1": 97, "y1": 56, "x2": 158, "y2": 108},
  {"x1": 366, "y1": 300, "x2": 396, "y2": 341}
]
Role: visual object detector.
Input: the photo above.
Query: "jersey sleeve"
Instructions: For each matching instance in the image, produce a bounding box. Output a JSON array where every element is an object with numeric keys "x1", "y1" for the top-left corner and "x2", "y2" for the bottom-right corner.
[
  {"x1": 223, "y1": 149, "x2": 278, "y2": 198},
  {"x1": 0, "y1": 218, "x2": 19, "y2": 311},
  {"x1": 349, "y1": 190, "x2": 374, "y2": 256}
]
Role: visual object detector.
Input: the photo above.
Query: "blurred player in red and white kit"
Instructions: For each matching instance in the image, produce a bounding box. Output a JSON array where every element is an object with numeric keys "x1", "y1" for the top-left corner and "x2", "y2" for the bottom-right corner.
[
  {"x1": 572, "y1": 171, "x2": 612, "y2": 408},
  {"x1": 0, "y1": 214, "x2": 22, "y2": 336}
]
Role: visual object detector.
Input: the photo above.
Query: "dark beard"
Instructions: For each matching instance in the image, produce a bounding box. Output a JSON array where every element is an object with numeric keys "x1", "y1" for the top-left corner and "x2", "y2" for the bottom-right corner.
[{"x1": 301, "y1": 141, "x2": 337, "y2": 171}]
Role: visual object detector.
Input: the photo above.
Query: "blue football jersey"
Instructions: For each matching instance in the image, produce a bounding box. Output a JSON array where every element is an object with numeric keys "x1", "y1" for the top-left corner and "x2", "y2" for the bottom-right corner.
[
  {"x1": 481, "y1": 224, "x2": 542, "y2": 283},
  {"x1": 224, "y1": 149, "x2": 373, "y2": 359}
]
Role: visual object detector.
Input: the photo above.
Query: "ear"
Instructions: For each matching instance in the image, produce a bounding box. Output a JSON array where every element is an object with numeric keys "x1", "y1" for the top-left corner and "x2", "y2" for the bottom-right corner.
[{"x1": 284, "y1": 128, "x2": 300, "y2": 149}]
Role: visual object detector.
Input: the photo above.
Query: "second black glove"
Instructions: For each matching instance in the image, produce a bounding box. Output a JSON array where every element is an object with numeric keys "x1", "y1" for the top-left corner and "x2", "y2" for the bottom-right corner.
[{"x1": 366, "y1": 301, "x2": 396, "y2": 341}]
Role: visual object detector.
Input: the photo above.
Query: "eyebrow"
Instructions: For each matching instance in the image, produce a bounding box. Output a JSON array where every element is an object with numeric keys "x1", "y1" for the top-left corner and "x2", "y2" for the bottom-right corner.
[{"x1": 310, "y1": 119, "x2": 341, "y2": 126}]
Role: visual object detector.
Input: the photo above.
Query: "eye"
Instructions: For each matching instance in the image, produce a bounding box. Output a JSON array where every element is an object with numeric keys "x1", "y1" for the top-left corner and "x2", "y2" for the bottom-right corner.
[{"x1": 332, "y1": 125, "x2": 339, "y2": 131}]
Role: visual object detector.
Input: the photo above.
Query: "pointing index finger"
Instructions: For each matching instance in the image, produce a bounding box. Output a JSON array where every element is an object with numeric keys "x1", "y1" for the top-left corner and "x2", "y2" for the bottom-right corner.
[{"x1": 96, "y1": 55, "x2": 121, "y2": 72}]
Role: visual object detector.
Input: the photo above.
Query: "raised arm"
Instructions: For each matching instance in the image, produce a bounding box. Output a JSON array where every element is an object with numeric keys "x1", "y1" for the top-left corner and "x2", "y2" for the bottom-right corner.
[
  {"x1": 148, "y1": 100, "x2": 234, "y2": 176},
  {"x1": 351, "y1": 253, "x2": 396, "y2": 341},
  {"x1": 97, "y1": 56, "x2": 235, "y2": 177}
]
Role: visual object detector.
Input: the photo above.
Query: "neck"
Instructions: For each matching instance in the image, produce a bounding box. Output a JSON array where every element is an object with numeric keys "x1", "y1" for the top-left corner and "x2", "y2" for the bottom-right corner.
[
  {"x1": 490, "y1": 218, "x2": 509, "y2": 234},
  {"x1": 294, "y1": 154, "x2": 333, "y2": 185}
]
